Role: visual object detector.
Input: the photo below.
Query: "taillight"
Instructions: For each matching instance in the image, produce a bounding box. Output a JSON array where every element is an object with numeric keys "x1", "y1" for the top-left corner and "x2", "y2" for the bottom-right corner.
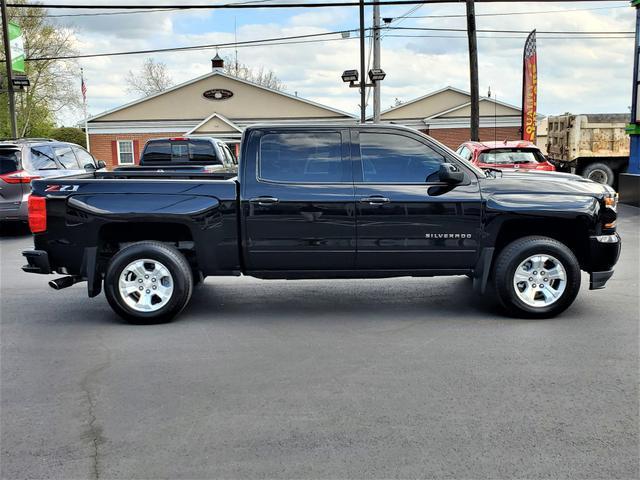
[
  {"x1": 0, "y1": 170, "x2": 40, "y2": 184},
  {"x1": 28, "y1": 195, "x2": 47, "y2": 233}
]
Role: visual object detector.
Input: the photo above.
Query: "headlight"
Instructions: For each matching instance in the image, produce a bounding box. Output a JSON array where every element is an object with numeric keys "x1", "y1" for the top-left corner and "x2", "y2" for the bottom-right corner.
[{"x1": 604, "y1": 192, "x2": 618, "y2": 212}]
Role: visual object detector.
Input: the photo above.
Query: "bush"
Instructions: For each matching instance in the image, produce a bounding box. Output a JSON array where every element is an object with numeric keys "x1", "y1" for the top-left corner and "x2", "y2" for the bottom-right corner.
[{"x1": 50, "y1": 127, "x2": 86, "y2": 147}]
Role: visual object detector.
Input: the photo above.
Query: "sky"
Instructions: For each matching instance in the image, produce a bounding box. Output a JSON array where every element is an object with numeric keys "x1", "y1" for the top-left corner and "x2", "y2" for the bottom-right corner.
[{"x1": 36, "y1": 0, "x2": 636, "y2": 125}]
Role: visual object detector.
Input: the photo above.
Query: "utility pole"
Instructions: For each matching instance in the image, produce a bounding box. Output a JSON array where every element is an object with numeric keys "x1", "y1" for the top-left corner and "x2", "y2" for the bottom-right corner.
[
  {"x1": 372, "y1": 2, "x2": 381, "y2": 123},
  {"x1": 1, "y1": 0, "x2": 18, "y2": 138},
  {"x1": 359, "y1": 0, "x2": 366, "y2": 123},
  {"x1": 466, "y1": 0, "x2": 480, "y2": 141}
]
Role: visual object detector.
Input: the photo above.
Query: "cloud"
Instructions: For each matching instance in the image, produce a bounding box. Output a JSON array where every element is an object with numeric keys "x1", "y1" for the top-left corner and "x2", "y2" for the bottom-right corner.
[{"x1": 49, "y1": 1, "x2": 634, "y2": 125}]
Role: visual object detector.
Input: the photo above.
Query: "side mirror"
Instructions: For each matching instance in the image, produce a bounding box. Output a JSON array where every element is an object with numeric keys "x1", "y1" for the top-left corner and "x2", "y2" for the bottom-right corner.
[
  {"x1": 97, "y1": 160, "x2": 107, "y2": 169},
  {"x1": 439, "y1": 163, "x2": 464, "y2": 184}
]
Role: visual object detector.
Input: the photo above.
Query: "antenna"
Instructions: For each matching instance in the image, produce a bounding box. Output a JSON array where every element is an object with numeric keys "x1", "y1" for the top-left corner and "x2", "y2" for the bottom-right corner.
[
  {"x1": 234, "y1": 17, "x2": 239, "y2": 75},
  {"x1": 489, "y1": 86, "x2": 497, "y2": 144}
]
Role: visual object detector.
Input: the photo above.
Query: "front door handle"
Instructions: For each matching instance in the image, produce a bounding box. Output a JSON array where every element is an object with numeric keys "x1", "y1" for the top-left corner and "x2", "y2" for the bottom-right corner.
[
  {"x1": 360, "y1": 196, "x2": 390, "y2": 205},
  {"x1": 249, "y1": 196, "x2": 280, "y2": 206}
]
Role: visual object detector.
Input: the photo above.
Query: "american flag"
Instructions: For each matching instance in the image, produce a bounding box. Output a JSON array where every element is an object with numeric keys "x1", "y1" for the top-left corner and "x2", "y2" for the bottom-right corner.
[{"x1": 81, "y1": 70, "x2": 87, "y2": 102}]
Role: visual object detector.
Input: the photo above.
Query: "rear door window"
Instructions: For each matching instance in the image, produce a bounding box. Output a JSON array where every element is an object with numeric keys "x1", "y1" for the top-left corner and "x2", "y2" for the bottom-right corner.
[
  {"x1": 54, "y1": 145, "x2": 80, "y2": 169},
  {"x1": 0, "y1": 149, "x2": 21, "y2": 174},
  {"x1": 28, "y1": 146, "x2": 57, "y2": 170},
  {"x1": 259, "y1": 132, "x2": 346, "y2": 183}
]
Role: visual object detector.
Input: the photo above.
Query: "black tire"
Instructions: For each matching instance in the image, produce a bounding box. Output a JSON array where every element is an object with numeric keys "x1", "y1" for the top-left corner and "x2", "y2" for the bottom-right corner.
[
  {"x1": 493, "y1": 236, "x2": 581, "y2": 319},
  {"x1": 581, "y1": 162, "x2": 615, "y2": 187},
  {"x1": 104, "y1": 241, "x2": 193, "y2": 324}
]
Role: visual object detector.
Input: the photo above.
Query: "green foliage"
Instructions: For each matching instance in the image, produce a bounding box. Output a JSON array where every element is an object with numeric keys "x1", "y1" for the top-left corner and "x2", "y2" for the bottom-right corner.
[
  {"x1": 1, "y1": 0, "x2": 80, "y2": 137},
  {"x1": 50, "y1": 127, "x2": 86, "y2": 147}
]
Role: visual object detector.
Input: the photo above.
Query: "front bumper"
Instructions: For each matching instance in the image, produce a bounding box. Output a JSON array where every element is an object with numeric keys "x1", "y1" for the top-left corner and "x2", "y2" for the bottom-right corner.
[
  {"x1": 590, "y1": 270, "x2": 614, "y2": 290},
  {"x1": 22, "y1": 249, "x2": 51, "y2": 274},
  {"x1": 587, "y1": 233, "x2": 621, "y2": 290}
]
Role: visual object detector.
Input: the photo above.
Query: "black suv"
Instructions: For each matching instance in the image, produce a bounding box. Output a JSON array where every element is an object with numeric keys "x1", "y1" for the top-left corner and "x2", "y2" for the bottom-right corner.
[{"x1": 0, "y1": 138, "x2": 105, "y2": 222}]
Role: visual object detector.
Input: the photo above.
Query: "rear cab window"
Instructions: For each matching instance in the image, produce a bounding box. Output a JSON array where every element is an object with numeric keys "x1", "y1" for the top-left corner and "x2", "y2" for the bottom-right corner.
[
  {"x1": 141, "y1": 139, "x2": 221, "y2": 165},
  {"x1": 258, "y1": 131, "x2": 347, "y2": 183}
]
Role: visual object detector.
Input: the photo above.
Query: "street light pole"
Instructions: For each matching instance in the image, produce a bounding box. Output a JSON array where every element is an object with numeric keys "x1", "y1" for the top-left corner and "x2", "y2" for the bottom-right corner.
[
  {"x1": 359, "y1": 0, "x2": 366, "y2": 123},
  {"x1": 1, "y1": 0, "x2": 18, "y2": 138},
  {"x1": 373, "y1": 2, "x2": 381, "y2": 123},
  {"x1": 466, "y1": 0, "x2": 480, "y2": 141}
]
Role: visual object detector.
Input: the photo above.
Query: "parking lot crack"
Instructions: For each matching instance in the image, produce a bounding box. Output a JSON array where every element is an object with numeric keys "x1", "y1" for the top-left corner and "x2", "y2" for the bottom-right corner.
[{"x1": 79, "y1": 337, "x2": 111, "y2": 480}]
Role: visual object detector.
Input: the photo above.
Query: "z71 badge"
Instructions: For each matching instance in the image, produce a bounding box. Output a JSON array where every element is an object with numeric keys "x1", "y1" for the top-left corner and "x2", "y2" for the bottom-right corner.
[{"x1": 45, "y1": 184, "x2": 79, "y2": 192}]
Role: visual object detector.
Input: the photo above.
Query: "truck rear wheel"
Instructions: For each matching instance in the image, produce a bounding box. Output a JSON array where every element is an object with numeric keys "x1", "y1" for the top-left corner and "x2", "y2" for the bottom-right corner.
[
  {"x1": 493, "y1": 236, "x2": 581, "y2": 318},
  {"x1": 104, "y1": 241, "x2": 193, "y2": 324},
  {"x1": 581, "y1": 162, "x2": 614, "y2": 187}
]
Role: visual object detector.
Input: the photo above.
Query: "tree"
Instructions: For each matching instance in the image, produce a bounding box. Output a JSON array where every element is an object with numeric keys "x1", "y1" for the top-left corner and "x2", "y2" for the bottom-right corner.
[
  {"x1": 50, "y1": 126, "x2": 86, "y2": 147},
  {"x1": 223, "y1": 56, "x2": 285, "y2": 91},
  {"x1": 0, "y1": 0, "x2": 81, "y2": 138},
  {"x1": 126, "y1": 58, "x2": 173, "y2": 97}
]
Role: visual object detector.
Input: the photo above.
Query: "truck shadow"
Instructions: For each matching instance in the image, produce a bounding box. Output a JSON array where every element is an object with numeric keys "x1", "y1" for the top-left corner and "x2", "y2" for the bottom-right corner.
[{"x1": 185, "y1": 276, "x2": 503, "y2": 323}]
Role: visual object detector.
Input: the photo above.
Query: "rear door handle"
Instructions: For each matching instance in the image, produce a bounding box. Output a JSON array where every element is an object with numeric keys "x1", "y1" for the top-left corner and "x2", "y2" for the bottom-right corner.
[
  {"x1": 249, "y1": 196, "x2": 280, "y2": 206},
  {"x1": 360, "y1": 196, "x2": 390, "y2": 205}
]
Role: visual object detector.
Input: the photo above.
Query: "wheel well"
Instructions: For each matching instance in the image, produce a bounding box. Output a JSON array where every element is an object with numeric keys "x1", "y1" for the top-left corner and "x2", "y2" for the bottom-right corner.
[
  {"x1": 494, "y1": 218, "x2": 590, "y2": 269},
  {"x1": 98, "y1": 222, "x2": 198, "y2": 271}
]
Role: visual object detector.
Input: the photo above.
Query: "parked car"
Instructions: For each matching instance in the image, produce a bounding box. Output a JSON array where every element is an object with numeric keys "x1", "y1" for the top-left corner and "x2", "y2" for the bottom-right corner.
[
  {"x1": 138, "y1": 137, "x2": 237, "y2": 171},
  {"x1": 456, "y1": 140, "x2": 555, "y2": 172},
  {"x1": 0, "y1": 138, "x2": 105, "y2": 222},
  {"x1": 23, "y1": 125, "x2": 620, "y2": 323}
]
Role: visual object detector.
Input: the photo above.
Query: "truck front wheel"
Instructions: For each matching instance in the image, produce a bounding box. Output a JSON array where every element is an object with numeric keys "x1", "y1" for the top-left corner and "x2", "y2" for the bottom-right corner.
[
  {"x1": 493, "y1": 236, "x2": 581, "y2": 318},
  {"x1": 104, "y1": 241, "x2": 193, "y2": 324},
  {"x1": 581, "y1": 162, "x2": 615, "y2": 187}
]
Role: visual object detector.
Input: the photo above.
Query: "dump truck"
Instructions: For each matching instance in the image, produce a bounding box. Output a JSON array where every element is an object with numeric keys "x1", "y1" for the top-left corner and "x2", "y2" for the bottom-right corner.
[{"x1": 546, "y1": 114, "x2": 630, "y2": 187}]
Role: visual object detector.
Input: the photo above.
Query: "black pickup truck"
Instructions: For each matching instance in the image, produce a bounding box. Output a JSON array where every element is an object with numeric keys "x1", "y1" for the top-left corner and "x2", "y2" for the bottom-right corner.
[{"x1": 22, "y1": 124, "x2": 621, "y2": 323}]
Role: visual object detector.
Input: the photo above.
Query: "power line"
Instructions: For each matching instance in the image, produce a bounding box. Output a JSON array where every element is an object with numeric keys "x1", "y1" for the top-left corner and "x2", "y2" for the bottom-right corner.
[
  {"x1": 12, "y1": 0, "x2": 279, "y2": 17},
  {"x1": 3, "y1": 25, "x2": 632, "y2": 62},
  {"x1": 391, "y1": 26, "x2": 634, "y2": 34},
  {"x1": 402, "y1": 3, "x2": 630, "y2": 19},
  {"x1": 6, "y1": 1, "x2": 631, "y2": 10}
]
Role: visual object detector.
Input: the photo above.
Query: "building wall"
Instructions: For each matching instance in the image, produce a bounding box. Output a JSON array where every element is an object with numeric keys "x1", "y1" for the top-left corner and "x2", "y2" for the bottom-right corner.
[
  {"x1": 425, "y1": 126, "x2": 522, "y2": 150},
  {"x1": 89, "y1": 132, "x2": 184, "y2": 168}
]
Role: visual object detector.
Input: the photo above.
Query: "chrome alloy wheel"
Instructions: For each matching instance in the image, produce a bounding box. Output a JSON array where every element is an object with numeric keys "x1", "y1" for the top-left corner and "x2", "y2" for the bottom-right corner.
[
  {"x1": 118, "y1": 259, "x2": 174, "y2": 312},
  {"x1": 513, "y1": 254, "x2": 567, "y2": 307}
]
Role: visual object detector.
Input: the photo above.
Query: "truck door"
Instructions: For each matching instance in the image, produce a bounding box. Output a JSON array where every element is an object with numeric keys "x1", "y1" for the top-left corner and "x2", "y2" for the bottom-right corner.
[
  {"x1": 241, "y1": 128, "x2": 355, "y2": 271},
  {"x1": 353, "y1": 129, "x2": 482, "y2": 270}
]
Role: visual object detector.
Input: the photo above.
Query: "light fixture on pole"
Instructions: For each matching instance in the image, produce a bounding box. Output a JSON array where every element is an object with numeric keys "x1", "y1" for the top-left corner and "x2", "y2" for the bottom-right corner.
[{"x1": 341, "y1": 67, "x2": 386, "y2": 121}]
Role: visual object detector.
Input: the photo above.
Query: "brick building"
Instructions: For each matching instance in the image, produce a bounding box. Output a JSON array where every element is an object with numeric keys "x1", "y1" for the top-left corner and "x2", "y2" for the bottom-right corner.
[
  {"x1": 87, "y1": 58, "x2": 523, "y2": 167},
  {"x1": 374, "y1": 86, "x2": 522, "y2": 147}
]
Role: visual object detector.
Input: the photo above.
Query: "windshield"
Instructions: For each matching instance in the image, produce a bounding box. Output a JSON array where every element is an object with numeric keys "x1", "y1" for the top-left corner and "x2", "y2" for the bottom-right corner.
[{"x1": 478, "y1": 148, "x2": 545, "y2": 165}]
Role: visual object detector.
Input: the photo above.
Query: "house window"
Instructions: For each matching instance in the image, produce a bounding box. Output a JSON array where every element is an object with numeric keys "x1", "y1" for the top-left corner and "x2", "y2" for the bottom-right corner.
[{"x1": 117, "y1": 140, "x2": 134, "y2": 165}]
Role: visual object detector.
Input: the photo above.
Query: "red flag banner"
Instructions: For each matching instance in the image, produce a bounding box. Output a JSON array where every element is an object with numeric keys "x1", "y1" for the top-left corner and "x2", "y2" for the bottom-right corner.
[{"x1": 522, "y1": 30, "x2": 537, "y2": 142}]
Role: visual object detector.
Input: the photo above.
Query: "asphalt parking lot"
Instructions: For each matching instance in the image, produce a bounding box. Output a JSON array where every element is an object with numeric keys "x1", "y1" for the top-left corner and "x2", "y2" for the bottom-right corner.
[{"x1": 1, "y1": 206, "x2": 638, "y2": 480}]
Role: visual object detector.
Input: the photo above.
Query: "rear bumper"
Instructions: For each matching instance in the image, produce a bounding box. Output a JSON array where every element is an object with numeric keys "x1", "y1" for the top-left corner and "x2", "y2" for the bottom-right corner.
[
  {"x1": 0, "y1": 200, "x2": 27, "y2": 221},
  {"x1": 22, "y1": 249, "x2": 51, "y2": 274}
]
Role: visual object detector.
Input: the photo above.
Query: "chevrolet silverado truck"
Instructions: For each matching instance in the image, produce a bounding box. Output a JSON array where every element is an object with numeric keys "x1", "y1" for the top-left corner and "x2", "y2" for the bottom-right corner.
[{"x1": 22, "y1": 125, "x2": 621, "y2": 323}]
